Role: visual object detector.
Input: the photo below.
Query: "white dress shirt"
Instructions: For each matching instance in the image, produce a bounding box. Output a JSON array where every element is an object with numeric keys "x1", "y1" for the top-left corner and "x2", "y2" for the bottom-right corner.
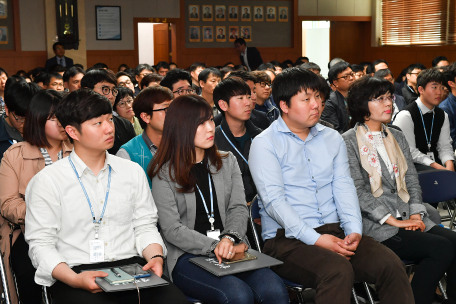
[
  {"x1": 241, "y1": 47, "x2": 251, "y2": 71},
  {"x1": 24, "y1": 150, "x2": 166, "y2": 286},
  {"x1": 393, "y1": 97, "x2": 454, "y2": 166}
]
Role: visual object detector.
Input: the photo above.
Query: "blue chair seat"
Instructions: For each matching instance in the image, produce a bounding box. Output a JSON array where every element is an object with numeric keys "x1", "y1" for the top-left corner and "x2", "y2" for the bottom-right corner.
[{"x1": 281, "y1": 277, "x2": 304, "y2": 289}]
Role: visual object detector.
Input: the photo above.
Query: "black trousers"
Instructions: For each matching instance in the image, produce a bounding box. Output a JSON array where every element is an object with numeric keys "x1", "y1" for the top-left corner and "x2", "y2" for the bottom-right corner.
[
  {"x1": 382, "y1": 225, "x2": 456, "y2": 304},
  {"x1": 10, "y1": 232, "x2": 42, "y2": 304},
  {"x1": 49, "y1": 257, "x2": 189, "y2": 304}
]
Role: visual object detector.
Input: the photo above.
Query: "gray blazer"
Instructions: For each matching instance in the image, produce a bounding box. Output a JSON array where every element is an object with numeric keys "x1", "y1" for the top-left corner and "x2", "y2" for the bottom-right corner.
[
  {"x1": 342, "y1": 126, "x2": 435, "y2": 243},
  {"x1": 151, "y1": 152, "x2": 249, "y2": 278}
]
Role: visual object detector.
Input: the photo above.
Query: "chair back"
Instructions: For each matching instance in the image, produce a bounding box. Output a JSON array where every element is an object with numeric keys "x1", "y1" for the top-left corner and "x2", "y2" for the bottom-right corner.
[
  {"x1": 418, "y1": 170, "x2": 456, "y2": 204},
  {"x1": 249, "y1": 195, "x2": 263, "y2": 253}
]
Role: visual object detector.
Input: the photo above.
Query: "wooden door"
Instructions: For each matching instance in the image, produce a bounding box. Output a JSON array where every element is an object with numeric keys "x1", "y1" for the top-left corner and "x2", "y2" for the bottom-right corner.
[{"x1": 153, "y1": 23, "x2": 169, "y2": 64}]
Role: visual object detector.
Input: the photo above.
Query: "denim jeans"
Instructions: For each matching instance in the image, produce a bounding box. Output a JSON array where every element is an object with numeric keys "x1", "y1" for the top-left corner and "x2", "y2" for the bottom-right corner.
[{"x1": 172, "y1": 252, "x2": 289, "y2": 304}]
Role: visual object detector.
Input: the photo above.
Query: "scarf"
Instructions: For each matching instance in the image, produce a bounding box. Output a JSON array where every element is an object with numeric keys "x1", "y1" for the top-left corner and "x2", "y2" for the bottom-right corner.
[{"x1": 355, "y1": 123, "x2": 410, "y2": 203}]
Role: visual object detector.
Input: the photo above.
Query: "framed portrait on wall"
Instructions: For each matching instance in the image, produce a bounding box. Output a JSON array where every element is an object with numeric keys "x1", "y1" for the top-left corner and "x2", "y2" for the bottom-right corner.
[
  {"x1": 0, "y1": 1, "x2": 7, "y2": 19},
  {"x1": 215, "y1": 5, "x2": 226, "y2": 21},
  {"x1": 189, "y1": 5, "x2": 199, "y2": 21},
  {"x1": 0, "y1": 26, "x2": 7, "y2": 44},
  {"x1": 241, "y1": 6, "x2": 251, "y2": 21},
  {"x1": 253, "y1": 6, "x2": 263, "y2": 22},
  {"x1": 216, "y1": 26, "x2": 226, "y2": 42},
  {"x1": 202, "y1": 26, "x2": 213, "y2": 42},
  {"x1": 202, "y1": 5, "x2": 213, "y2": 21},
  {"x1": 228, "y1": 6, "x2": 238, "y2": 21},
  {"x1": 278, "y1": 7, "x2": 288, "y2": 22},
  {"x1": 228, "y1": 26, "x2": 239, "y2": 42},
  {"x1": 241, "y1": 26, "x2": 251, "y2": 42},
  {"x1": 266, "y1": 6, "x2": 276, "y2": 22},
  {"x1": 189, "y1": 26, "x2": 200, "y2": 42}
]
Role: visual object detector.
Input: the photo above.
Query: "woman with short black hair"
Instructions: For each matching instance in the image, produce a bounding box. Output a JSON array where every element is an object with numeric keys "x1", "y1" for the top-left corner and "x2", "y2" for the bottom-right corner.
[{"x1": 114, "y1": 87, "x2": 143, "y2": 135}]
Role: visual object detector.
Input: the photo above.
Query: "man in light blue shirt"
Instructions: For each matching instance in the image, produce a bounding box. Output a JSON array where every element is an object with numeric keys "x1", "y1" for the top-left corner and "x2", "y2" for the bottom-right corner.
[{"x1": 249, "y1": 68, "x2": 414, "y2": 304}]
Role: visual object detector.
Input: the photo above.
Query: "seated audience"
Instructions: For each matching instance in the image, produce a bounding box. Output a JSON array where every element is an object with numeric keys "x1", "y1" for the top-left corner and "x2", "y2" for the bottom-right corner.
[
  {"x1": 343, "y1": 75, "x2": 456, "y2": 304},
  {"x1": 118, "y1": 63, "x2": 129, "y2": 72},
  {"x1": 251, "y1": 71, "x2": 279, "y2": 123},
  {"x1": 169, "y1": 62, "x2": 178, "y2": 70},
  {"x1": 282, "y1": 59, "x2": 293, "y2": 68},
  {"x1": 150, "y1": 94, "x2": 289, "y2": 304},
  {"x1": 432, "y1": 56, "x2": 450, "y2": 69},
  {"x1": 257, "y1": 63, "x2": 276, "y2": 73},
  {"x1": 140, "y1": 73, "x2": 163, "y2": 89},
  {"x1": 317, "y1": 76, "x2": 335, "y2": 129},
  {"x1": 63, "y1": 66, "x2": 85, "y2": 92},
  {"x1": 134, "y1": 64, "x2": 154, "y2": 96},
  {"x1": 160, "y1": 68, "x2": 194, "y2": 99},
  {"x1": 0, "y1": 67, "x2": 7, "y2": 115},
  {"x1": 0, "y1": 81, "x2": 40, "y2": 160},
  {"x1": 321, "y1": 61, "x2": 354, "y2": 133},
  {"x1": 372, "y1": 59, "x2": 389, "y2": 72},
  {"x1": 44, "y1": 72, "x2": 64, "y2": 92},
  {"x1": 89, "y1": 62, "x2": 108, "y2": 70},
  {"x1": 220, "y1": 66, "x2": 235, "y2": 79},
  {"x1": 189, "y1": 62, "x2": 206, "y2": 94},
  {"x1": 115, "y1": 71, "x2": 135, "y2": 94},
  {"x1": 328, "y1": 57, "x2": 345, "y2": 69},
  {"x1": 155, "y1": 61, "x2": 170, "y2": 76},
  {"x1": 294, "y1": 56, "x2": 309, "y2": 66},
  {"x1": 351, "y1": 64, "x2": 365, "y2": 80},
  {"x1": 113, "y1": 87, "x2": 143, "y2": 136},
  {"x1": 117, "y1": 86, "x2": 173, "y2": 188},
  {"x1": 0, "y1": 90, "x2": 71, "y2": 304},
  {"x1": 33, "y1": 72, "x2": 47, "y2": 90},
  {"x1": 300, "y1": 62, "x2": 321, "y2": 76},
  {"x1": 394, "y1": 68, "x2": 454, "y2": 172},
  {"x1": 374, "y1": 69, "x2": 407, "y2": 120},
  {"x1": 440, "y1": 62, "x2": 456, "y2": 150},
  {"x1": 24, "y1": 89, "x2": 187, "y2": 304},
  {"x1": 402, "y1": 63, "x2": 426, "y2": 105},
  {"x1": 81, "y1": 69, "x2": 136, "y2": 154},
  {"x1": 198, "y1": 67, "x2": 222, "y2": 116},
  {"x1": 249, "y1": 67, "x2": 414, "y2": 304},
  {"x1": 269, "y1": 61, "x2": 283, "y2": 74},
  {"x1": 359, "y1": 61, "x2": 372, "y2": 74}
]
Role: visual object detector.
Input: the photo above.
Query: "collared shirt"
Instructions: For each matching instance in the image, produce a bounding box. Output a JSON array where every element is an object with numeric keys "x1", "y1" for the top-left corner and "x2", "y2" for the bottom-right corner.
[
  {"x1": 57, "y1": 56, "x2": 66, "y2": 67},
  {"x1": 24, "y1": 150, "x2": 166, "y2": 286},
  {"x1": 116, "y1": 131, "x2": 158, "y2": 161},
  {"x1": 393, "y1": 97, "x2": 454, "y2": 166},
  {"x1": 248, "y1": 117, "x2": 362, "y2": 245},
  {"x1": 241, "y1": 47, "x2": 251, "y2": 71}
]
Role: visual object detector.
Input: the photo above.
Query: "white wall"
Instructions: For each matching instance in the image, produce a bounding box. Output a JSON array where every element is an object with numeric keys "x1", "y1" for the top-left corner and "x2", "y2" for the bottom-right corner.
[
  {"x1": 303, "y1": 26, "x2": 330, "y2": 77},
  {"x1": 298, "y1": 0, "x2": 371, "y2": 16},
  {"x1": 138, "y1": 23, "x2": 156, "y2": 65}
]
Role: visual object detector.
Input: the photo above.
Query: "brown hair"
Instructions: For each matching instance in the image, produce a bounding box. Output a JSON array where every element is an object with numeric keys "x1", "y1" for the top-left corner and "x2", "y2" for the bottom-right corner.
[
  {"x1": 148, "y1": 94, "x2": 224, "y2": 193},
  {"x1": 133, "y1": 86, "x2": 173, "y2": 129},
  {"x1": 140, "y1": 73, "x2": 164, "y2": 89},
  {"x1": 251, "y1": 70, "x2": 271, "y2": 84}
]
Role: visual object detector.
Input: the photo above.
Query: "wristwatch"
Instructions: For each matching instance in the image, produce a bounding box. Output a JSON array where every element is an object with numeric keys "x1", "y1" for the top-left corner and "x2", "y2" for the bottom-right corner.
[{"x1": 222, "y1": 235, "x2": 235, "y2": 244}]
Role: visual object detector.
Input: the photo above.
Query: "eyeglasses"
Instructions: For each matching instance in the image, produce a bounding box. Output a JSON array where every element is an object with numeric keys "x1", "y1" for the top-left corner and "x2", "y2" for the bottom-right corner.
[
  {"x1": 258, "y1": 82, "x2": 272, "y2": 88},
  {"x1": 95, "y1": 86, "x2": 118, "y2": 97},
  {"x1": 117, "y1": 98, "x2": 133, "y2": 108},
  {"x1": 369, "y1": 95, "x2": 393, "y2": 104},
  {"x1": 354, "y1": 72, "x2": 364, "y2": 78},
  {"x1": 10, "y1": 112, "x2": 25, "y2": 123},
  {"x1": 337, "y1": 73, "x2": 355, "y2": 80},
  {"x1": 152, "y1": 107, "x2": 169, "y2": 114},
  {"x1": 50, "y1": 82, "x2": 64, "y2": 88},
  {"x1": 173, "y1": 88, "x2": 195, "y2": 96},
  {"x1": 118, "y1": 80, "x2": 132, "y2": 87},
  {"x1": 139, "y1": 72, "x2": 152, "y2": 77},
  {"x1": 408, "y1": 72, "x2": 420, "y2": 75}
]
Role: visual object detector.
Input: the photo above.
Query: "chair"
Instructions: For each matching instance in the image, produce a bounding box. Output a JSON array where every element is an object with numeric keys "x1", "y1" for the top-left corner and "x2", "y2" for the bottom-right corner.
[
  {"x1": 418, "y1": 169, "x2": 456, "y2": 229},
  {"x1": 42, "y1": 286, "x2": 51, "y2": 304},
  {"x1": 186, "y1": 295, "x2": 203, "y2": 304},
  {"x1": 248, "y1": 195, "x2": 374, "y2": 304},
  {"x1": 0, "y1": 247, "x2": 12, "y2": 304}
]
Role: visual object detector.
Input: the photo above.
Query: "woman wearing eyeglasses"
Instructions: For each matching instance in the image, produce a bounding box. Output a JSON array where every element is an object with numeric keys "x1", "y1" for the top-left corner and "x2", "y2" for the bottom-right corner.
[
  {"x1": 342, "y1": 76, "x2": 456, "y2": 304},
  {"x1": 0, "y1": 90, "x2": 72, "y2": 304},
  {"x1": 114, "y1": 87, "x2": 143, "y2": 135},
  {"x1": 149, "y1": 95, "x2": 288, "y2": 304}
]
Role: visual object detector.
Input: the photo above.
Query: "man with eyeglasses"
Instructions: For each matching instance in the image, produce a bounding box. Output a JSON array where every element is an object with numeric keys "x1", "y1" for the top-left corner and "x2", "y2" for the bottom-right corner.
[
  {"x1": 63, "y1": 67, "x2": 85, "y2": 92},
  {"x1": 321, "y1": 61, "x2": 354, "y2": 133},
  {"x1": 402, "y1": 63, "x2": 426, "y2": 105},
  {"x1": 0, "y1": 80, "x2": 40, "y2": 161},
  {"x1": 134, "y1": 64, "x2": 155, "y2": 96},
  {"x1": 251, "y1": 70, "x2": 279, "y2": 123},
  {"x1": 159, "y1": 68, "x2": 195, "y2": 100},
  {"x1": 81, "y1": 69, "x2": 136, "y2": 154},
  {"x1": 116, "y1": 71, "x2": 135, "y2": 94},
  {"x1": 45, "y1": 72, "x2": 65, "y2": 92}
]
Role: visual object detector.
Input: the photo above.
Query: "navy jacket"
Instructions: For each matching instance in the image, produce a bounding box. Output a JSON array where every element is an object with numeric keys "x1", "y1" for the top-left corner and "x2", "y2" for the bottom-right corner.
[
  {"x1": 45, "y1": 56, "x2": 74, "y2": 71},
  {"x1": 320, "y1": 90, "x2": 349, "y2": 134},
  {"x1": 240, "y1": 47, "x2": 263, "y2": 71},
  {"x1": 439, "y1": 93, "x2": 456, "y2": 150},
  {"x1": 214, "y1": 109, "x2": 270, "y2": 130},
  {"x1": 0, "y1": 118, "x2": 15, "y2": 162}
]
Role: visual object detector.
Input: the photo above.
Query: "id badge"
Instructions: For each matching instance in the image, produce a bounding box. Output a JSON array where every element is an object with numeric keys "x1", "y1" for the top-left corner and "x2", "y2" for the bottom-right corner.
[
  {"x1": 427, "y1": 152, "x2": 435, "y2": 162},
  {"x1": 89, "y1": 239, "x2": 105, "y2": 262},
  {"x1": 206, "y1": 229, "x2": 221, "y2": 240}
]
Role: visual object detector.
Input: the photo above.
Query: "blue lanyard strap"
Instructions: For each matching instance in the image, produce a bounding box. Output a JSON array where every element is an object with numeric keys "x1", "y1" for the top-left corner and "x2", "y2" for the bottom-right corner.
[
  {"x1": 68, "y1": 156, "x2": 111, "y2": 227},
  {"x1": 195, "y1": 169, "x2": 215, "y2": 230},
  {"x1": 220, "y1": 126, "x2": 252, "y2": 164},
  {"x1": 418, "y1": 107, "x2": 434, "y2": 151}
]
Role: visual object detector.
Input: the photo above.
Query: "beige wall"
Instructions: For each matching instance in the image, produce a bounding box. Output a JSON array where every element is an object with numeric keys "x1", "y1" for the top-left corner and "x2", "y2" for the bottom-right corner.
[
  {"x1": 298, "y1": 0, "x2": 371, "y2": 16},
  {"x1": 19, "y1": 0, "x2": 46, "y2": 51}
]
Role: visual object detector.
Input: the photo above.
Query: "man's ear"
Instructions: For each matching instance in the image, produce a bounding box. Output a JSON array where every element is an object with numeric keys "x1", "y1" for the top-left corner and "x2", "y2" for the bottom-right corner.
[
  {"x1": 418, "y1": 85, "x2": 425, "y2": 95},
  {"x1": 218, "y1": 99, "x2": 228, "y2": 112},
  {"x1": 199, "y1": 80, "x2": 205, "y2": 89},
  {"x1": 448, "y1": 80, "x2": 456, "y2": 89},
  {"x1": 65, "y1": 125, "x2": 80, "y2": 142},
  {"x1": 64, "y1": 82, "x2": 69, "y2": 89},
  {"x1": 140, "y1": 112, "x2": 151, "y2": 124},
  {"x1": 279, "y1": 100, "x2": 289, "y2": 114}
]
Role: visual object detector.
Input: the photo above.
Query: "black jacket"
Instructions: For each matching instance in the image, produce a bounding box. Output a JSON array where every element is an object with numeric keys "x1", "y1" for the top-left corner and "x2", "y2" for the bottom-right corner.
[
  {"x1": 320, "y1": 90, "x2": 349, "y2": 134},
  {"x1": 45, "y1": 56, "x2": 74, "y2": 71},
  {"x1": 402, "y1": 85, "x2": 419, "y2": 105},
  {"x1": 214, "y1": 118, "x2": 262, "y2": 202},
  {"x1": 240, "y1": 47, "x2": 263, "y2": 71},
  {"x1": 108, "y1": 115, "x2": 136, "y2": 155},
  {"x1": 0, "y1": 118, "x2": 15, "y2": 162},
  {"x1": 214, "y1": 109, "x2": 270, "y2": 130}
]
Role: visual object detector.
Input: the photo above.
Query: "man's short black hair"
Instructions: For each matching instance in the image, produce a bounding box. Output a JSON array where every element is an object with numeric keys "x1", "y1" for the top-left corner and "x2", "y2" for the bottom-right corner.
[
  {"x1": 372, "y1": 59, "x2": 388, "y2": 68},
  {"x1": 374, "y1": 68, "x2": 393, "y2": 78},
  {"x1": 56, "y1": 88, "x2": 113, "y2": 143},
  {"x1": 44, "y1": 72, "x2": 63, "y2": 86},
  {"x1": 318, "y1": 76, "x2": 331, "y2": 102},
  {"x1": 81, "y1": 69, "x2": 116, "y2": 89},
  {"x1": 91, "y1": 62, "x2": 108, "y2": 70},
  {"x1": 140, "y1": 73, "x2": 163, "y2": 89},
  {"x1": 118, "y1": 63, "x2": 129, "y2": 71},
  {"x1": 234, "y1": 38, "x2": 246, "y2": 45},
  {"x1": 272, "y1": 67, "x2": 321, "y2": 115},
  {"x1": 134, "y1": 64, "x2": 154, "y2": 76},
  {"x1": 365, "y1": 64, "x2": 375, "y2": 75},
  {"x1": 417, "y1": 68, "x2": 446, "y2": 92},
  {"x1": 4, "y1": 81, "x2": 40, "y2": 116},
  {"x1": 359, "y1": 61, "x2": 371, "y2": 69},
  {"x1": 74, "y1": 63, "x2": 84, "y2": 70},
  {"x1": 443, "y1": 63, "x2": 456, "y2": 90},
  {"x1": 220, "y1": 66, "x2": 235, "y2": 79},
  {"x1": 63, "y1": 66, "x2": 85, "y2": 83},
  {"x1": 0, "y1": 67, "x2": 9, "y2": 78},
  {"x1": 198, "y1": 67, "x2": 222, "y2": 83},
  {"x1": 223, "y1": 62, "x2": 235, "y2": 67},
  {"x1": 52, "y1": 65, "x2": 67, "y2": 73},
  {"x1": 294, "y1": 57, "x2": 309, "y2": 66},
  {"x1": 257, "y1": 63, "x2": 276, "y2": 71},
  {"x1": 52, "y1": 42, "x2": 64, "y2": 51},
  {"x1": 432, "y1": 56, "x2": 448, "y2": 67},
  {"x1": 328, "y1": 61, "x2": 351, "y2": 85},
  {"x1": 33, "y1": 72, "x2": 47, "y2": 85},
  {"x1": 213, "y1": 77, "x2": 251, "y2": 116},
  {"x1": 347, "y1": 76, "x2": 395, "y2": 125},
  {"x1": 115, "y1": 71, "x2": 133, "y2": 81},
  {"x1": 351, "y1": 64, "x2": 364, "y2": 73},
  {"x1": 406, "y1": 63, "x2": 426, "y2": 74},
  {"x1": 227, "y1": 70, "x2": 256, "y2": 83},
  {"x1": 269, "y1": 60, "x2": 281, "y2": 67},
  {"x1": 300, "y1": 62, "x2": 321, "y2": 72},
  {"x1": 156, "y1": 61, "x2": 170, "y2": 70},
  {"x1": 189, "y1": 62, "x2": 206, "y2": 72},
  {"x1": 159, "y1": 68, "x2": 192, "y2": 90}
]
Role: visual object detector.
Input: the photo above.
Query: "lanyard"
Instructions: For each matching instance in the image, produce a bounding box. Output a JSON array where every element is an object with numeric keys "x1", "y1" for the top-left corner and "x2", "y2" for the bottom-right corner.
[
  {"x1": 417, "y1": 107, "x2": 434, "y2": 151},
  {"x1": 8, "y1": 140, "x2": 14, "y2": 145},
  {"x1": 68, "y1": 156, "x2": 111, "y2": 239},
  {"x1": 220, "y1": 126, "x2": 252, "y2": 164},
  {"x1": 195, "y1": 170, "x2": 215, "y2": 231}
]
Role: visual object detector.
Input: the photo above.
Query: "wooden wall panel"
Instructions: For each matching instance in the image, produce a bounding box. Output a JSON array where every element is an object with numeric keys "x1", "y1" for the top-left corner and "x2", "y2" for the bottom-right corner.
[
  {"x1": 0, "y1": 51, "x2": 47, "y2": 74},
  {"x1": 86, "y1": 50, "x2": 136, "y2": 71},
  {"x1": 329, "y1": 21, "x2": 364, "y2": 68}
]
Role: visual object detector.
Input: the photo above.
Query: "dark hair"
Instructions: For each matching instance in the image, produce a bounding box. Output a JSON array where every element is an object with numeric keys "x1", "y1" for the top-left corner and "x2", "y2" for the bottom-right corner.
[
  {"x1": 318, "y1": 76, "x2": 331, "y2": 102},
  {"x1": 169, "y1": 62, "x2": 178, "y2": 68},
  {"x1": 115, "y1": 71, "x2": 133, "y2": 82},
  {"x1": 272, "y1": 67, "x2": 321, "y2": 115},
  {"x1": 251, "y1": 70, "x2": 271, "y2": 84},
  {"x1": 149, "y1": 94, "x2": 224, "y2": 193},
  {"x1": 234, "y1": 65, "x2": 247, "y2": 71},
  {"x1": 81, "y1": 69, "x2": 116, "y2": 89},
  {"x1": 29, "y1": 67, "x2": 44, "y2": 81},
  {"x1": 432, "y1": 56, "x2": 448, "y2": 67},
  {"x1": 282, "y1": 59, "x2": 293, "y2": 67},
  {"x1": 359, "y1": 61, "x2": 372, "y2": 69},
  {"x1": 443, "y1": 63, "x2": 456, "y2": 90},
  {"x1": 33, "y1": 72, "x2": 47, "y2": 85},
  {"x1": 159, "y1": 68, "x2": 192, "y2": 91},
  {"x1": 269, "y1": 60, "x2": 281, "y2": 67},
  {"x1": 156, "y1": 61, "x2": 170, "y2": 71},
  {"x1": 0, "y1": 67, "x2": 8, "y2": 78},
  {"x1": 91, "y1": 62, "x2": 109, "y2": 70},
  {"x1": 63, "y1": 66, "x2": 85, "y2": 83},
  {"x1": 113, "y1": 87, "x2": 134, "y2": 110},
  {"x1": 406, "y1": 63, "x2": 426, "y2": 74},
  {"x1": 234, "y1": 38, "x2": 246, "y2": 45},
  {"x1": 213, "y1": 77, "x2": 250, "y2": 115},
  {"x1": 328, "y1": 62, "x2": 351, "y2": 85},
  {"x1": 365, "y1": 64, "x2": 375, "y2": 75},
  {"x1": 417, "y1": 68, "x2": 446, "y2": 92},
  {"x1": 4, "y1": 81, "x2": 40, "y2": 116},
  {"x1": 227, "y1": 70, "x2": 256, "y2": 83},
  {"x1": 56, "y1": 88, "x2": 112, "y2": 143},
  {"x1": 134, "y1": 64, "x2": 155, "y2": 76},
  {"x1": 15, "y1": 70, "x2": 27, "y2": 77},
  {"x1": 118, "y1": 63, "x2": 129, "y2": 71},
  {"x1": 23, "y1": 90, "x2": 63, "y2": 148},
  {"x1": 374, "y1": 68, "x2": 393, "y2": 78},
  {"x1": 294, "y1": 57, "x2": 309, "y2": 66},
  {"x1": 220, "y1": 66, "x2": 235, "y2": 79},
  {"x1": 396, "y1": 67, "x2": 408, "y2": 83},
  {"x1": 347, "y1": 76, "x2": 394, "y2": 125},
  {"x1": 140, "y1": 73, "x2": 163, "y2": 89},
  {"x1": 351, "y1": 64, "x2": 364, "y2": 73},
  {"x1": 223, "y1": 62, "x2": 235, "y2": 67},
  {"x1": 74, "y1": 64, "x2": 84, "y2": 70},
  {"x1": 189, "y1": 62, "x2": 206, "y2": 72},
  {"x1": 198, "y1": 68, "x2": 222, "y2": 83},
  {"x1": 300, "y1": 62, "x2": 321, "y2": 72},
  {"x1": 44, "y1": 72, "x2": 63, "y2": 86},
  {"x1": 134, "y1": 86, "x2": 173, "y2": 129},
  {"x1": 257, "y1": 63, "x2": 276, "y2": 72},
  {"x1": 52, "y1": 42, "x2": 64, "y2": 51},
  {"x1": 52, "y1": 65, "x2": 67, "y2": 73},
  {"x1": 372, "y1": 59, "x2": 388, "y2": 68}
]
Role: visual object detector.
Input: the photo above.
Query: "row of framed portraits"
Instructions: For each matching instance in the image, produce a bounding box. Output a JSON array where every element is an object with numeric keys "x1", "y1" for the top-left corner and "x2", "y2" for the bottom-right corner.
[
  {"x1": 188, "y1": 5, "x2": 288, "y2": 22},
  {"x1": 189, "y1": 25, "x2": 251, "y2": 42}
]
